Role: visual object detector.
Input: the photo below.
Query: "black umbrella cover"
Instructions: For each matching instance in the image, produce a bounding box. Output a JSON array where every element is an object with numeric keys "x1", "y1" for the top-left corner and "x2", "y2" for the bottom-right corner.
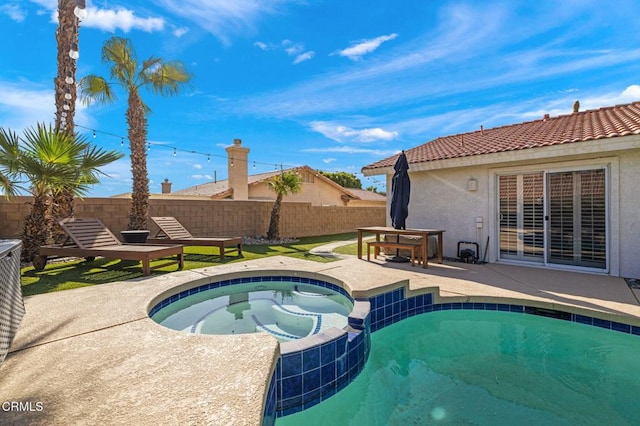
[{"x1": 390, "y1": 151, "x2": 410, "y2": 230}]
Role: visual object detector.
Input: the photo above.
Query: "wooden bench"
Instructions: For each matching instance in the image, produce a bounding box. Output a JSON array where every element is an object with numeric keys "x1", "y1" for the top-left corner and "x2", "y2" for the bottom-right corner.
[{"x1": 367, "y1": 241, "x2": 419, "y2": 266}]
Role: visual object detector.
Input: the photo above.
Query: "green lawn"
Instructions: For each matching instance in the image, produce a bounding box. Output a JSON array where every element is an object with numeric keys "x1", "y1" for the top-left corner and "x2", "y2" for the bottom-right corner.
[{"x1": 20, "y1": 232, "x2": 357, "y2": 297}]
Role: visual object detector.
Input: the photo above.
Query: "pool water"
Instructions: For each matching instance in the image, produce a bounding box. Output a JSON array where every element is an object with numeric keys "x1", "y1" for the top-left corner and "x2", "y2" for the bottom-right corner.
[
  {"x1": 151, "y1": 281, "x2": 353, "y2": 342},
  {"x1": 277, "y1": 309, "x2": 640, "y2": 425}
]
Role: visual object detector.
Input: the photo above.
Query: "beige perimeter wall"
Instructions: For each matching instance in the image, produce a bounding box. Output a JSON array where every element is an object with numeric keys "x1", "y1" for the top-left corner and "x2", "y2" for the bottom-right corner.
[{"x1": 0, "y1": 197, "x2": 385, "y2": 240}]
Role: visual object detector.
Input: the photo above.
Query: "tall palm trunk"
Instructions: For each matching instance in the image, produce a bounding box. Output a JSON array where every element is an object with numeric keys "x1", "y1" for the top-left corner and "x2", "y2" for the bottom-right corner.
[
  {"x1": 267, "y1": 193, "x2": 283, "y2": 240},
  {"x1": 52, "y1": 0, "x2": 79, "y2": 243},
  {"x1": 21, "y1": 194, "x2": 52, "y2": 262},
  {"x1": 127, "y1": 89, "x2": 149, "y2": 230},
  {"x1": 54, "y1": 0, "x2": 78, "y2": 134}
]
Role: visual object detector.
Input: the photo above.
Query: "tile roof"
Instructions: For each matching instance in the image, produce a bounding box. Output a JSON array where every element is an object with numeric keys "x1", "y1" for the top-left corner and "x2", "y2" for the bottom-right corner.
[
  {"x1": 363, "y1": 101, "x2": 640, "y2": 172},
  {"x1": 169, "y1": 166, "x2": 381, "y2": 201},
  {"x1": 171, "y1": 170, "x2": 284, "y2": 197},
  {"x1": 346, "y1": 188, "x2": 387, "y2": 202}
]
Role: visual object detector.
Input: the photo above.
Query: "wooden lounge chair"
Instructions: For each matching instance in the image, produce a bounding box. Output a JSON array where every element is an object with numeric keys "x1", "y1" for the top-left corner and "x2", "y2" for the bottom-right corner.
[
  {"x1": 148, "y1": 217, "x2": 242, "y2": 259},
  {"x1": 35, "y1": 217, "x2": 184, "y2": 276}
]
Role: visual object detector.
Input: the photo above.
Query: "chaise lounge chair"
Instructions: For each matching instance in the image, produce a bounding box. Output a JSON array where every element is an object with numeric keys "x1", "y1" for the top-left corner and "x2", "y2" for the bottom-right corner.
[
  {"x1": 147, "y1": 217, "x2": 242, "y2": 259},
  {"x1": 35, "y1": 217, "x2": 184, "y2": 276}
]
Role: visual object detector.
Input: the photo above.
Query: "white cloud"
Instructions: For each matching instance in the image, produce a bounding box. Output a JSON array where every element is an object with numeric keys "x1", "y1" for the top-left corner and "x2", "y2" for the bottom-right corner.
[
  {"x1": 302, "y1": 146, "x2": 398, "y2": 157},
  {"x1": 294, "y1": 51, "x2": 315, "y2": 64},
  {"x1": 156, "y1": 0, "x2": 294, "y2": 44},
  {"x1": 0, "y1": 80, "x2": 92, "y2": 131},
  {"x1": 283, "y1": 40, "x2": 303, "y2": 56},
  {"x1": 334, "y1": 33, "x2": 398, "y2": 61},
  {"x1": 193, "y1": 163, "x2": 203, "y2": 169},
  {"x1": 191, "y1": 174, "x2": 212, "y2": 180},
  {"x1": 322, "y1": 158, "x2": 336, "y2": 164},
  {"x1": 254, "y1": 41, "x2": 269, "y2": 50},
  {"x1": 173, "y1": 26, "x2": 189, "y2": 37},
  {"x1": 620, "y1": 84, "x2": 640, "y2": 101},
  {"x1": 310, "y1": 121, "x2": 398, "y2": 143},
  {"x1": 0, "y1": 4, "x2": 26, "y2": 22},
  {"x1": 254, "y1": 39, "x2": 314, "y2": 64},
  {"x1": 81, "y1": 6, "x2": 165, "y2": 33}
]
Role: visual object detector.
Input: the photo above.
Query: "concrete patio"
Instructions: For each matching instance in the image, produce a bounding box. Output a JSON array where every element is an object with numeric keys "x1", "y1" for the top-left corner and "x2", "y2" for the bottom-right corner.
[{"x1": 2, "y1": 255, "x2": 640, "y2": 425}]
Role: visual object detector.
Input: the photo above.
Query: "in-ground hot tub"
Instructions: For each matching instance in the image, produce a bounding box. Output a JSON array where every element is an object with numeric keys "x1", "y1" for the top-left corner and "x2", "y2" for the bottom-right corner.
[
  {"x1": 150, "y1": 277, "x2": 353, "y2": 342},
  {"x1": 148, "y1": 273, "x2": 372, "y2": 421}
]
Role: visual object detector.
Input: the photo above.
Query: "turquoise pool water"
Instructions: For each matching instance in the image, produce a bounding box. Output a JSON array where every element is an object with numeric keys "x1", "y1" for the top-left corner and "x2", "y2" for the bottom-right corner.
[
  {"x1": 278, "y1": 309, "x2": 640, "y2": 425},
  {"x1": 151, "y1": 281, "x2": 353, "y2": 342}
]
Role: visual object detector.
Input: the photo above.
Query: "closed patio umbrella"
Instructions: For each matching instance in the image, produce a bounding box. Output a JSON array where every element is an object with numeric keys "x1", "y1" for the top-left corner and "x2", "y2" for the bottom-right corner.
[{"x1": 389, "y1": 150, "x2": 410, "y2": 261}]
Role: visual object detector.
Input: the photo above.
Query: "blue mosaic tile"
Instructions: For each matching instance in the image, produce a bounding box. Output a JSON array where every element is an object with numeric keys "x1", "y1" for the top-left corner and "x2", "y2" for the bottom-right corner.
[
  {"x1": 612, "y1": 322, "x2": 631, "y2": 333},
  {"x1": 281, "y1": 376, "x2": 302, "y2": 399},
  {"x1": 321, "y1": 362, "x2": 336, "y2": 385},
  {"x1": 303, "y1": 368, "x2": 322, "y2": 394},
  {"x1": 303, "y1": 347, "x2": 321, "y2": 372},
  {"x1": 282, "y1": 352, "x2": 302, "y2": 378},
  {"x1": 320, "y1": 340, "x2": 336, "y2": 364},
  {"x1": 593, "y1": 318, "x2": 612, "y2": 329},
  {"x1": 321, "y1": 386, "x2": 336, "y2": 401},
  {"x1": 574, "y1": 314, "x2": 593, "y2": 325},
  {"x1": 385, "y1": 292, "x2": 393, "y2": 306}
]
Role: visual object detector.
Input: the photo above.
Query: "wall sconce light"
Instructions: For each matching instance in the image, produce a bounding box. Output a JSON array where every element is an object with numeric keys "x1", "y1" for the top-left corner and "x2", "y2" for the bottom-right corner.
[{"x1": 467, "y1": 178, "x2": 478, "y2": 191}]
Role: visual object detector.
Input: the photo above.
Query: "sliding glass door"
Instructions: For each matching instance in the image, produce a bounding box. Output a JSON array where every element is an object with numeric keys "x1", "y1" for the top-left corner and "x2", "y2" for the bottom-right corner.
[
  {"x1": 498, "y1": 173, "x2": 544, "y2": 262},
  {"x1": 498, "y1": 168, "x2": 607, "y2": 270},
  {"x1": 547, "y1": 169, "x2": 606, "y2": 268}
]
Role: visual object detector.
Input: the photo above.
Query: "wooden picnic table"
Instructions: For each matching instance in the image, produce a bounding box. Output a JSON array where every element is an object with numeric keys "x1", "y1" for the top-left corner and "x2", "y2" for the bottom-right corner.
[{"x1": 357, "y1": 226, "x2": 445, "y2": 268}]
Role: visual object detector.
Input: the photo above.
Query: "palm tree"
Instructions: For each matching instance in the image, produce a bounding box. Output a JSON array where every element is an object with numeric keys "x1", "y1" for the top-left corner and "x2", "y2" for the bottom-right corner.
[
  {"x1": 266, "y1": 170, "x2": 303, "y2": 240},
  {"x1": 0, "y1": 128, "x2": 21, "y2": 198},
  {"x1": 79, "y1": 36, "x2": 192, "y2": 231},
  {"x1": 51, "y1": 0, "x2": 86, "y2": 240},
  {"x1": 0, "y1": 123, "x2": 123, "y2": 261}
]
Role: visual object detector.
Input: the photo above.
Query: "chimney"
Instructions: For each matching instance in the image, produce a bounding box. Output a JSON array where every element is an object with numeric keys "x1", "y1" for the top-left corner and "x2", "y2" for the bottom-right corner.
[
  {"x1": 161, "y1": 178, "x2": 172, "y2": 194},
  {"x1": 225, "y1": 138, "x2": 250, "y2": 200}
]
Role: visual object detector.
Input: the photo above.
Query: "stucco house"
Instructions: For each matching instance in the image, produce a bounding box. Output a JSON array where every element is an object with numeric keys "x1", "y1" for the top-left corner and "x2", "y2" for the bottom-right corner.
[
  {"x1": 362, "y1": 101, "x2": 640, "y2": 279},
  {"x1": 157, "y1": 139, "x2": 386, "y2": 207}
]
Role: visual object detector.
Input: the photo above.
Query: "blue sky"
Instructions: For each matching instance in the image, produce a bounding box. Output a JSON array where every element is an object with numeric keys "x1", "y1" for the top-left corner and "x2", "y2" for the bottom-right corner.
[{"x1": 2, "y1": 0, "x2": 640, "y2": 196}]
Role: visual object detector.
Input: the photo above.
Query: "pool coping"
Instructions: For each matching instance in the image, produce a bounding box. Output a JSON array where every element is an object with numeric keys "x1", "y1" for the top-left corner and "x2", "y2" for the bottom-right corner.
[{"x1": 3, "y1": 255, "x2": 640, "y2": 425}]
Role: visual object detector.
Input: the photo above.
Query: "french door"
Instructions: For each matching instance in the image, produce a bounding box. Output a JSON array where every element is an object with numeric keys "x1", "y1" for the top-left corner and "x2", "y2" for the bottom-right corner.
[{"x1": 498, "y1": 169, "x2": 607, "y2": 270}]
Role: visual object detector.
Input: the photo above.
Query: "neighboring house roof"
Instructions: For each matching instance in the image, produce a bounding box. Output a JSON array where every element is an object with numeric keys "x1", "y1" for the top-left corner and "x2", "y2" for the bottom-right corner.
[
  {"x1": 171, "y1": 170, "x2": 283, "y2": 198},
  {"x1": 170, "y1": 165, "x2": 384, "y2": 202},
  {"x1": 347, "y1": 188, "x2": 387, "y2": 202},
  {"x1": 363, "y1": 102, "x2": 640, "y2": 172}
]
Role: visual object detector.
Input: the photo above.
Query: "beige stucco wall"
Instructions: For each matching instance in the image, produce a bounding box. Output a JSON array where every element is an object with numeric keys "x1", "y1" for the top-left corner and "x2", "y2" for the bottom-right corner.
[
  {"x1": 0, "y1": 197, "x2": 385, "y2": 241},
  {"x1": 249, "y1": 180, "x2": 351, "y2": 206},
  {"x1": 389, "y1": 146, "x2": 640, "y2": 279}
]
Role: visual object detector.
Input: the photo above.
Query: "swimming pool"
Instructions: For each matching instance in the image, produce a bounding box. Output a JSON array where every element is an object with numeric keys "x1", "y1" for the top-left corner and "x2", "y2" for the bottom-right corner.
[
  {"x1": 277, "y1": 309, "x2": 640, "y2": 425},
  {"x1": 150, "y1": 279, "x2": 353, "y2": 342}
]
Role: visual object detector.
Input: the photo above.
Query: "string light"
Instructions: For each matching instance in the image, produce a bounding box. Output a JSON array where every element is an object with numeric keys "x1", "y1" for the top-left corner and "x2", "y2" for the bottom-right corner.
[
  {"x1": 73, "y1": 124, "x2": 373, "y2": 185},
  {"x1": 69, "y1": 42, "x2": 79, "y2": 60}
]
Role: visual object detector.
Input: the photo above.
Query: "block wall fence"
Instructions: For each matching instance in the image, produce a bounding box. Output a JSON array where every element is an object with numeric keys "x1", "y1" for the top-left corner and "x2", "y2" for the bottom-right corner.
[{"x1": 0, "y1": 197, "x2": 386, "y2": 240}]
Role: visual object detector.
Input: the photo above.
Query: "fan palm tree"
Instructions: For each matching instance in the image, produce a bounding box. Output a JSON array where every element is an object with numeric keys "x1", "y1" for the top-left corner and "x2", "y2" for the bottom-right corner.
[
  {"x1": 79, "y1": 36, "x2": 192, "y2": 231},
  {"x1": 0, "y1": 123, "x2": 123, "y2": 261},
  {"x1": 266, "y1": 170, "x2": 303, "y2": 240},
  {"x1": 0, "y1": 128, "x2": 21, "y2": 198}
]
